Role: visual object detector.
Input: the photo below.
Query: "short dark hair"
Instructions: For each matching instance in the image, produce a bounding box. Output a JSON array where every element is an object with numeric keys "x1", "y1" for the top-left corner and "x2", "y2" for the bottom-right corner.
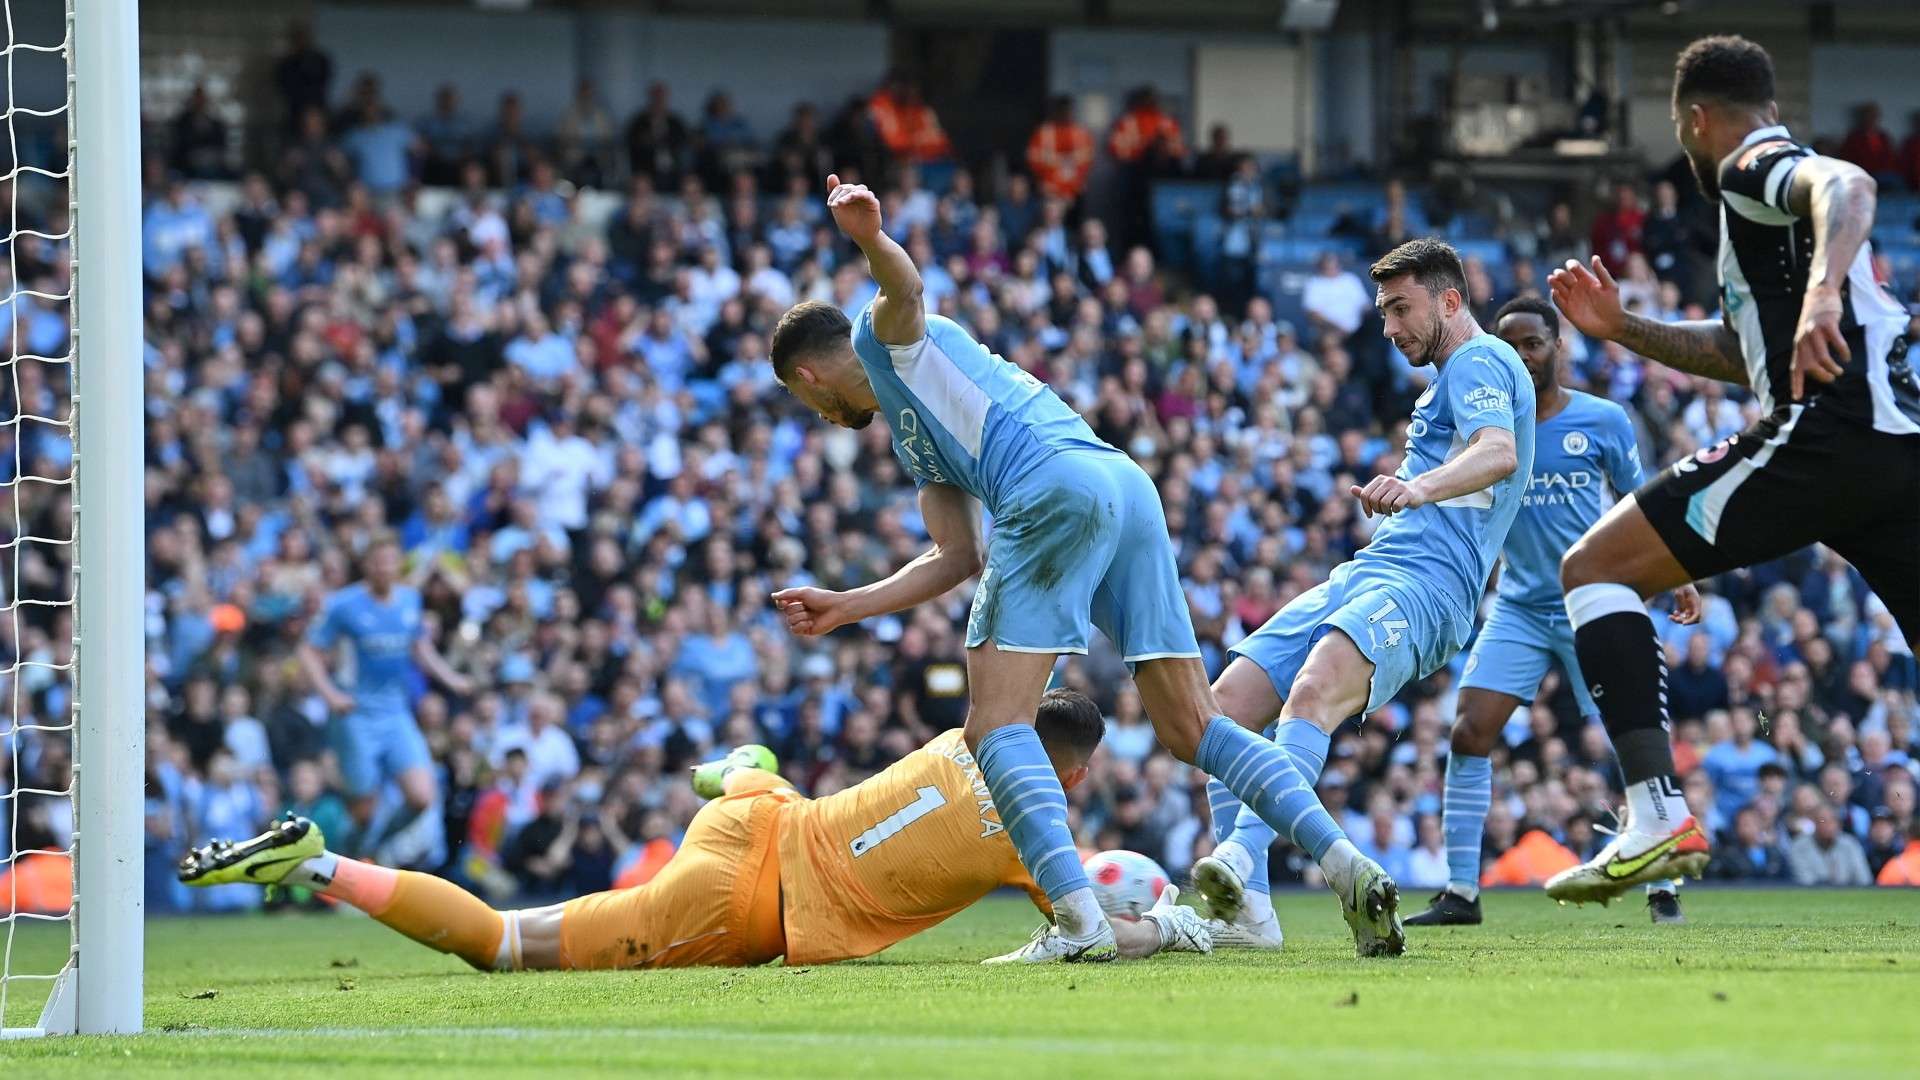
[
  {"x1": 1493, "y1": 295, "x2": 1560, "y2": 338},
  {"x1": 769, "y1": 300, "x2": 852, "y2": 382},
  {"x1": 1034, "y1": 688, "x2": 1104, "y2": 763},
  {"x1": 1369, "y1": 238, "x2": 1469, "y2": 305},
  {"x1": 1673, "y1": 35, "x2": 1774, "y2": 110}
]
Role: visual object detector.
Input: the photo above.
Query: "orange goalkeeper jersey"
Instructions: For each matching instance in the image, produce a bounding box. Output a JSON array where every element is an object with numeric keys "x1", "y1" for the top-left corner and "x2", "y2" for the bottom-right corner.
[{"x1": 776, "y1": 729, "x2": 1048, "y2": 964}]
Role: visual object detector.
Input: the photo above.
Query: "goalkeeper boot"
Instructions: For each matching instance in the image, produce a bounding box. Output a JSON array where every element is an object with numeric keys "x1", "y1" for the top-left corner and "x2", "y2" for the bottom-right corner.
[
  {"x1": 178, "y1": 813, "x2": 324, "y2": 887},
  {"x1": 1204, "y1": 914, "x2": 1285, "y2": 950},
  {"x1": 1545, "y1": 816, "x2": 1710, "y2": 906},
  {"x1": 982, "y1": 920, "x2": 1118, "y2": 965},
  {"x1": 690, "y1": 744, "x2": 781, "y2": 799}
]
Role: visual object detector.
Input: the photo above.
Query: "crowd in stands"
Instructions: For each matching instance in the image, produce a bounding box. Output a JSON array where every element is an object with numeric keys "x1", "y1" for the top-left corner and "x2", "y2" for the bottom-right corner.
[{"x1": 6, "y1": 36, "x2": 1920, "y2": 919}]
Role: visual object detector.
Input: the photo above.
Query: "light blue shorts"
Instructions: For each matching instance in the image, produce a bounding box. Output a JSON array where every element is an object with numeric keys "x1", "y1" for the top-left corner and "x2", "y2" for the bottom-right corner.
[
  {"x1": 966, "y1": 449, "x2": 1200, "y2": 666},
  {"x1": 1229, "y1": 560, "x2": 1466, "y2": 715},
  {"x1": 330, "y1": 707, "x2": 432, "y2": 799},
  {"x1": 1459, "y1": 597, "x2": 1597, "y2": 716}
]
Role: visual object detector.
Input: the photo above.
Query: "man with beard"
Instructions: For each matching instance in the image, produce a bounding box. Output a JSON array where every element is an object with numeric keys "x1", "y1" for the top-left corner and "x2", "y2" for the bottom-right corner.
[
  {"x1": 1194, "y1": 239, "x2": 1534, "y2": 949},
  {"x1": 1543, "y1": 35, "x2": 1919, "y2": 905}
]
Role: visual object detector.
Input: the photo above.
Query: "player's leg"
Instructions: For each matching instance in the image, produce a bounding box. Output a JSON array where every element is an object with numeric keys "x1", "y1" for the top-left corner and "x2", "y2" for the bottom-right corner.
[
  {"x1": 330, "y1": 712, "x2": 385, "y2": 855},
  {"x1": 553, "y1": 791, "x2": 788, "y2": 970},
  {"x1": 1552, "y1": 416, "x2": 1841, "y2": 901},
  {"x1": 1409, "y1": 602, "x2": 1544, "y2": 926},
  {"x1": 970, "y1": 457, "x2": 1132, "y2": 962},
  {"x1": 179, "y1": 814, "x2": 516, "y2": 971},
  {"x1": 372, "y1": 730, "x2": 445, "y2": 869},
  {"x1": 967, "y1": 640, "x2": 1113, "y2": 959},
  {"x1": 1195, "y1": 662, "x2": 1284, "y2": 944},
  {"x1": 1406, "y1": 688, "x2": 1518, "y2": 927},
  {"x1": 1548, "y1": 612, "x2": 1687, "y2": 921},
  {"x1": 1133, "y1": 635, "x2": 1402, "y2": 957}
]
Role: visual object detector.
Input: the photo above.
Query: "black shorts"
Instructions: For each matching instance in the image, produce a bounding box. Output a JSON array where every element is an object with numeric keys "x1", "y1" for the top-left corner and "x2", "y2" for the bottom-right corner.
[{"x1": 1636, "y1": 402, "x2": 1920, "y2": 645}]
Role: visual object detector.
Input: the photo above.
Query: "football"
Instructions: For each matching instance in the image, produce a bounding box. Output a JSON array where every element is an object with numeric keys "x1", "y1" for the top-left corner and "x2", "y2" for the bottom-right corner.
[{"x1": 1085, "y1": 849, "x2": 1170, "y2": 921}]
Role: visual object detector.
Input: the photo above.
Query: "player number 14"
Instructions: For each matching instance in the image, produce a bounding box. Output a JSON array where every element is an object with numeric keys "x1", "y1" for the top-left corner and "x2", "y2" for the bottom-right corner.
[{"x1": 849, "y1": 786, "x2": 947, "y2": 857}]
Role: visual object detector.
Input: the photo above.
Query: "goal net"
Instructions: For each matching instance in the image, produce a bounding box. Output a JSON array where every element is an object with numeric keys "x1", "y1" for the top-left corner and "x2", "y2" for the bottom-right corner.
[{"x1": 0, "y1": 0, "x2": 141, "y2": 1038}]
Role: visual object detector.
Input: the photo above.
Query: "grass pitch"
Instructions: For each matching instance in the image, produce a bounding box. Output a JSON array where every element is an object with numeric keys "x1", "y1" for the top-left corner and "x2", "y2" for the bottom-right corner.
[{"x1": 3, "y1": 888, "x2": 1915, "y2": 1078}]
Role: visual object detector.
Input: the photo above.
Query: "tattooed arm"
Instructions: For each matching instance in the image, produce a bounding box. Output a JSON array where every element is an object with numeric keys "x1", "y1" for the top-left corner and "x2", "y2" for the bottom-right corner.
[
  {"x1": 1783, "y1": 156, "x2": 1878, "y2": 397},
  {"x1": 1612, "y1": 314, "x2": 1748, "y2": 385},
  {"x1": 1547, "y1": 256, "x2": 1749, "y2": 385}
]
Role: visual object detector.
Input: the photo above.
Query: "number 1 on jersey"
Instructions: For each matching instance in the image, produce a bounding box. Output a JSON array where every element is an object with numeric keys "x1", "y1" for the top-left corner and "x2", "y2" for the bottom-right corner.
[{"x1": 849, "y1": 785, "x2": 947, "y2": 857}]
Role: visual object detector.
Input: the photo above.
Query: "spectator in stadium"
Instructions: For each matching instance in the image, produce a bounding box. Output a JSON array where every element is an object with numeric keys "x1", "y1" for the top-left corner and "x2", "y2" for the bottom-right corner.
[
  {"x1": 272, "y1": 20, "x2": 332, "y2": 134},
  {"x1": 867, "y1": 72, "x2": 954, "y2": 165},
  {"x1": 418, "y1": 84, "x2": 477, "y2": 187},
  {"x1": 484, "y1": 92, "x2": 539, "y2": 187},
  {"x1": 1787, "y1": 800, "x2": 1873, "y2": 886},
  {"x1": 340, "y1": 93, "x2": 422, "y2": 198},
  {"x1": 626, "y1": 81, "x2": 692, "y2": 191},
  {"x1": 1711, "y1": 804, "x2": 1788, "y2": 880},
  {"x1": 772, "y1": 104, "x2": 836, "y2": 194},
  {"x1": 1877, "y1": 816, "x2": 1920, "y2": 885},
  {"x1": 1588, "y1": 182, "x2": 1643, "y2": 275},
  {"x1": 1190, "y1": 123, "x2": 1239, "y2": 180},
  {"x1": 168, "y1": 84, "x2": 231, "y2": 181},
  {"x1": 1108, "y1": 85, "x2": 1185, "y2": 170},
  {"x1": 1837, "y1": 102, "x2": 1897, "y2": 179},
  {"x1": 1027, "y1": 96, "x2": 1095, "y2": 203},
  {"x1": 1301, "y1": 251, "x2": 1371, "y2": 341},
  {"x1": 1703, "y1": 707, "x2": 1780, "y2": 824},
  {"x1": 556, "y1": 79, "x2": 617, "y2": 189}
]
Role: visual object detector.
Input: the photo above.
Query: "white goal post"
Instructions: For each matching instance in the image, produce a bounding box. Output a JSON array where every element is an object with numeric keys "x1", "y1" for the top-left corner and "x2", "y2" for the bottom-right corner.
[{"x1": 0, "y1": 0, "x2": 142, "y2": 1039}]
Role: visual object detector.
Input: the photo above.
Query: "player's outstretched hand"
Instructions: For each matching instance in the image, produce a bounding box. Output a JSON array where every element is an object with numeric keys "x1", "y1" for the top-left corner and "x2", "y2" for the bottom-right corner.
[
  {"x1": 1141, "y1": 885, "x2": 1212, "y2": 955},
  {"x1": 1548, "y1": 256, "x2": 1626, "y2": 341},
  {"x1": 1350, "y1": 474, "x2": 1425, "y2": 517},
  {"x1": 1668, "y1": 583, "x2": 1703, "y2": 626},
  {"x1": 772, "y1": 586, "x2": 855, "y2": 637},
  {"x1": 1791, "y1": 284, "x2": 1850, "y2": 400},
  {"x1": 825, "y1": 173, "x2": 883, "y2": 247}
]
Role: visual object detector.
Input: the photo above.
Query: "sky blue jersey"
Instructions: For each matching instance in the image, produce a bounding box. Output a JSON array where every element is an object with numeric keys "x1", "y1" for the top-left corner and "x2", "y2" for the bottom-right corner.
[
  {"x1": 1352, "y1": 333, "x2": 1536, "y2": 635},
  {"x1": 1496, "y1": 389, "x2": 1642, "y2": 609},
  {"x1": 852, "y1": 305, "x2": 1113, "y2": 514},
  {"x1": 306, "y1": 583, "x2": 425, "y2": 715}
]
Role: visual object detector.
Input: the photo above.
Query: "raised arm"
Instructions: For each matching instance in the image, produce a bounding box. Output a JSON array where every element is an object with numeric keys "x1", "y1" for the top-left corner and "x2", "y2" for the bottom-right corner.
[
  {"x1": 773, "y1": 482, "x2": 982, "y2": 636},
  {"x1": 1549, "y1": 255, "x2": 1748, "y2": 385},
  {"x1": 825, "y1": 173, "x2": 925, "y2": 346},
  {"x1": 1784, "y1": 155, "x2": 1878, "y2": 397}
]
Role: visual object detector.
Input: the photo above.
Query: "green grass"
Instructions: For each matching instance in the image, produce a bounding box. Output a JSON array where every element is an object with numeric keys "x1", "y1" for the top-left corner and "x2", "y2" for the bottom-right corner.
[{"x1": 2, "y1": 888, "x2": 1915, "y2": 1077}]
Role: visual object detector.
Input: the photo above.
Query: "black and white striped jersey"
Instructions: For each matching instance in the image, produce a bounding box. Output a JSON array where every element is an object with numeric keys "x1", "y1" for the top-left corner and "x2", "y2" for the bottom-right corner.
[{"x1": 1716, "y1": 125, "x2": 1920, "y2": 435}]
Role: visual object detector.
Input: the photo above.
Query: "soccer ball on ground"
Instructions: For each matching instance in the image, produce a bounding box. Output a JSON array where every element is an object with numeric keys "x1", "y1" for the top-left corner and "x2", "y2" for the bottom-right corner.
[{"x1": 1085, "y1": 849, "x2": 1169, "y2": 921}]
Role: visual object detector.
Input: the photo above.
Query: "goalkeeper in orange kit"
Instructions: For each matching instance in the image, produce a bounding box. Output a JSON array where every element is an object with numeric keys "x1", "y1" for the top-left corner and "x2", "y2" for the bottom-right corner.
[{"x1": 178, "y1": 689, "x2": 1210, "y2": 968}]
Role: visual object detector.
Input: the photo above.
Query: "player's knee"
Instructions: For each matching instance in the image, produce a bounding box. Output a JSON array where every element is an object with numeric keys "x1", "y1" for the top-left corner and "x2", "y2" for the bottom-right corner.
[
  {"x1": 1559, "y1": 534, "x2": 1621, "y2": 593},
  {"x1": 1450, "y1": 712, "x2": 1502, "y2": 758},
  {"x1": 1285, "y1": 670, "x2": 1354, "y2": 726}
]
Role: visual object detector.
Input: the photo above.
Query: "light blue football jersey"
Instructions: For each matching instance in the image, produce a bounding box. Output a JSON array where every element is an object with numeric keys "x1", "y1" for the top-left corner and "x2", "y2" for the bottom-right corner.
[
  {"x1": 306, "y1": 583, "x2": 424, "y2": 714},
  {"x1": 1349, "y1": 333, "x2": 1536, "y2": 637},
  {"x1": 1496, "y1": 389, "x2": 1643, "y2": 609},
  {"x1": 852, "y1": 305, "x2": 1113, "y2": 513}
]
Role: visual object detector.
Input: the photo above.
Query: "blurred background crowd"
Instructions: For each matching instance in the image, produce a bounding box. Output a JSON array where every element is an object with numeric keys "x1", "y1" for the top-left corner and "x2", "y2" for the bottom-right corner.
[{"x1": 5, "y1": 12, "x2": 1920, "y2": 919}]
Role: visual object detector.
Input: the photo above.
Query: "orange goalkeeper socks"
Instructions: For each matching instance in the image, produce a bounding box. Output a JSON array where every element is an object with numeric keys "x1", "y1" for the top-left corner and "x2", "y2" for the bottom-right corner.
[{"x1": 320, "y1": 857, "x2": 509, "y2": 971}]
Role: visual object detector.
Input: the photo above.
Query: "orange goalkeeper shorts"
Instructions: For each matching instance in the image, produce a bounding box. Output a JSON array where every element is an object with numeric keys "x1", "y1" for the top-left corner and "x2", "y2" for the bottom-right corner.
[{"x1": 558, "y1": 776, "x2": 795, "y2": 970}]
